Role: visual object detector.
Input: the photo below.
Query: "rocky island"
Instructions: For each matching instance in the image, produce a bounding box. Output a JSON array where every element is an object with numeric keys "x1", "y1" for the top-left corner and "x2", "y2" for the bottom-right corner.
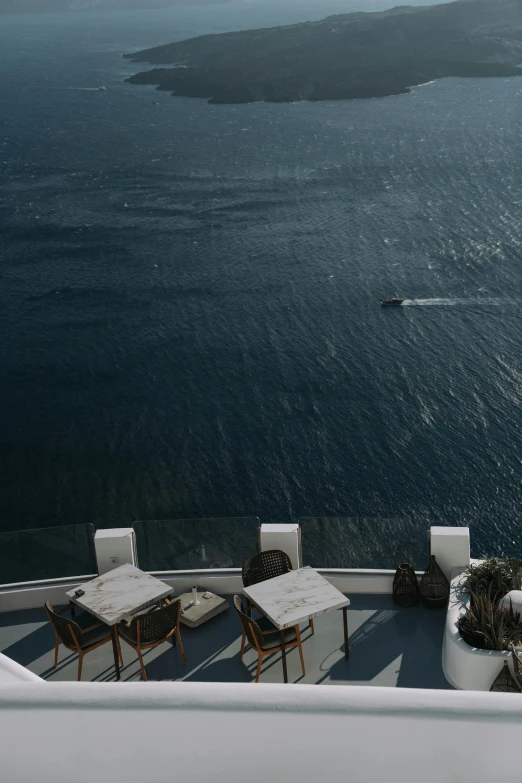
[{"x1": 124, "y1": 0, "x2": 522, "y2": 104}]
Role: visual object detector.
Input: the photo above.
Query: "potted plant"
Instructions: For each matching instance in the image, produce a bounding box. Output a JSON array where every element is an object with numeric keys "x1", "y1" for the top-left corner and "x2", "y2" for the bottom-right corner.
[
  {"x1": 443, "y1": 556, "x2": 522, "y2": 690},
  {"x1": 463, "y1": 558, "x2": 522, "y2": 604},
  {"x1": 458, "y1": 587, "x2": 522, "y2": 650}
]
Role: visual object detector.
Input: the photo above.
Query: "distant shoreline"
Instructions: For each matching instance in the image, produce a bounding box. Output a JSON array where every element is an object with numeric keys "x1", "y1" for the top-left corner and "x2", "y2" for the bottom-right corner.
[
  {"x1": 0, "y1": 0, "x2": 237, "y2": 13},
  {"x1": 124, "y1": 0, "x2": 522, "y2": 105}
]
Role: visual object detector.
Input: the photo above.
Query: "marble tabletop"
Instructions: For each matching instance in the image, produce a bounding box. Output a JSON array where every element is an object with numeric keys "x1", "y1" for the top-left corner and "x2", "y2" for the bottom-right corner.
[
  {"x1": 66, "y1": 563, "x2": 173, "y2": 626},
  {"x1": 243, "y1": 566, "x2": 350, "y2": 630}
]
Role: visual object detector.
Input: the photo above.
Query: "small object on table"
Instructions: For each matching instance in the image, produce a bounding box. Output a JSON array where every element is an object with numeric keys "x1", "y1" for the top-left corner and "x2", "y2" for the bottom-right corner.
[
  {"x1": 192, "y1": 585, "x2": 200, "y2": 606},
  {"x1": 75, "y1": 589, "x2": 85, "y2": 597},
  {"x1": 419, "y1": 554, "x2": 450, "y2": 608},
  {"x1": 66, "y1": 563, "x2": 173, "y2": 680},
  {"x1": 392, "y1": 562, "x2": 419, "y2": 607},
  {"x1": 177, "y1": 591, "x2": 228, "y2": 628},
  {"x1": 243, "y1": 566, "x2": 350, "y2": 683}
]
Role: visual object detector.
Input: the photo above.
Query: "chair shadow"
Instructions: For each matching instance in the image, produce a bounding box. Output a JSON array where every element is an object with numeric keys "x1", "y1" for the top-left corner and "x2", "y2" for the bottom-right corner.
[
  {"x1": 136, "y1": 608, "x2": 243, "y2": 681},
  {"x1": 0, "y1": 598, "x2": 449, "y2": 689},
  {"x1": 318, "y1": 597, "x2": 448, "y2": 689},
  {"x1": 41, "y1": 652, "x2": 78, "y2": 679},
  {"x1": 0, "y1": 607, "x2": 48, "y2": 629},
  {"x1": 146, "y1": 606, "x2": 309, "y2": 683},
  {"x1": 1, "y1": 614, "x2": 57, "y2": 669}
]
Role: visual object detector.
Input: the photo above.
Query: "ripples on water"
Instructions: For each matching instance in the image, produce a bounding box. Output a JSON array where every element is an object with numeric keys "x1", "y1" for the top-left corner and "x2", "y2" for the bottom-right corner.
[{"x1": 0, "y1": 6, "x2": 521, "y2": 565}]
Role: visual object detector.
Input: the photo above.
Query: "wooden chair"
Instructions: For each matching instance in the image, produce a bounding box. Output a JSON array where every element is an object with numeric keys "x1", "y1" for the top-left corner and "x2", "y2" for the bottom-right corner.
[
  {"x1": 242, "y1": 550, "x2": 314, "y2": 634},
  {"x1": 233, "y1": 594, "x2": 281, "y2": 662},
  {"x1": 117, "y1": 599, "x2": 185, "y2": 681},
  {"x1": 233, "y1": 595, "x2": 305, "y2": 683},
  {"x1": 44, "y1": 601, "x2": 121, "y2": 681}
]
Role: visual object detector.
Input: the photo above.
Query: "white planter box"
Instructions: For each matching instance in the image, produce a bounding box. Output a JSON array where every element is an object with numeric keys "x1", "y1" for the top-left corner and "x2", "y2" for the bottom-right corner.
[{"x1": 442, "y1": 567, "x2": 516, "y2": 690}]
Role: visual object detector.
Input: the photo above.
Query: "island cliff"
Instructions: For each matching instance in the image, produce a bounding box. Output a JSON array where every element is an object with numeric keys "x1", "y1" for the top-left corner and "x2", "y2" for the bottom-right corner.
[{"x1": 124, "y1": 0, "x2": 522, "y2": 104}]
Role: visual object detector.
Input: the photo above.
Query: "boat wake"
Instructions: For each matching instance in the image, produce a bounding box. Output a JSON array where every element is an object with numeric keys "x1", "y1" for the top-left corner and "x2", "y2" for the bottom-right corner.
[
  {"x1": 67, "y1": 87, "x2": 107, "y2": 92},
  {"x1": 402, "y1": 298, "x2": 503, "y2": 307}
]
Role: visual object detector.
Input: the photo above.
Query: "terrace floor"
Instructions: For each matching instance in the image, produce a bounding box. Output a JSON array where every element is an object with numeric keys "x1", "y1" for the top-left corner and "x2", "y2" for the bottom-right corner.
[{"x1": 0, "y1": 594, "x2": 451, "y2": 688}]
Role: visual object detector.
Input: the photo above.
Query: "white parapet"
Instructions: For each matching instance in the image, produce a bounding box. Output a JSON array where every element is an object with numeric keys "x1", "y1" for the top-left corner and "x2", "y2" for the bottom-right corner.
[
  {"x1": 0, "y1": 653, "x2": 43, "y2": 684},
  {"x1": 260, "y1": 523, "x2": 301, "y2": 569},
  {"x1": 94, "y1": 528, "x2": 138, "y2": 575},
  {"x1": 430, "y1": 526, "x2": 470, "y2": 581},
  {"x1": 3, "y1": 683, "x2": 522, "y2": 783}
]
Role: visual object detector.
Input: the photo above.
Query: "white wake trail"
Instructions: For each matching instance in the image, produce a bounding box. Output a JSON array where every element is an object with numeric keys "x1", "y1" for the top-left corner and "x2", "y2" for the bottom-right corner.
[{"x1": 402, "y1": 298, "x2": 504, "y2": 307}]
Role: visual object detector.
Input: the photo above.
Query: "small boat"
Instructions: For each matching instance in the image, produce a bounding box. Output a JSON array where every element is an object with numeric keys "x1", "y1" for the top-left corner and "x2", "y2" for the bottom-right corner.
[{"x1": 380, "y1": 297, "x2": 405, "y2": 306}]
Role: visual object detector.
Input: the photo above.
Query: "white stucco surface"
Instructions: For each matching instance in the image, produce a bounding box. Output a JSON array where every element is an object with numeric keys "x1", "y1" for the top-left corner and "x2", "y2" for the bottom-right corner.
[
  {"x1": 260, "y1": 523, "x2": 301, "y2": 568},
  {"x1": 0, "y1": 652, "x2": 43, "y2": 683},
  {"x1": 1, "y1": 682, "x2": 522, "y2": 783},
  {"x1": 500, "y1": 590, "x2": 522, "y2": 616},
  {"x1": 429, "y1": 526, "x2": 470, "y2": 580}
]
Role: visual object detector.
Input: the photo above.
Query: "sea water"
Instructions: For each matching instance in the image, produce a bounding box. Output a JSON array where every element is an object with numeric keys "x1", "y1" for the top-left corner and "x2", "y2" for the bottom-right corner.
[{"x1": 1, "y1": 1, "x2": 521, "y2": 567}]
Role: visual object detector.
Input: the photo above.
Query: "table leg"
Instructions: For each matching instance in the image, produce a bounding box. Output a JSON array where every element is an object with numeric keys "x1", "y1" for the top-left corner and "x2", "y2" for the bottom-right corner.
[
  {"x1": 111, "y1": 626, "x2": 121, "y2": 681},
  {"x1": 343, "y1": 606, "x2": 349, "y2": 660},
  {"x1": 280, "y1": 629, "x2": 288, "y2": 683}
]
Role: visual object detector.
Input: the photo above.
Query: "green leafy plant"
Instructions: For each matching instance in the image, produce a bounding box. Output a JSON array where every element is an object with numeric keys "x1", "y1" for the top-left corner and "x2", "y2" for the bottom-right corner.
[
  {"x1": 463, "y1": 557, "x2": 522, "y2": 603},
  {"x1": 458, "y1": 587, "x2": 522, "y2": 650}
]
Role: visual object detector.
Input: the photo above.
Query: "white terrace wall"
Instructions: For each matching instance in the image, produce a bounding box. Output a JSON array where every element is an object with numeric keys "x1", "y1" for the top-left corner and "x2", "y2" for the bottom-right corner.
[
  {"x1": 1, "y1": 683, "x2": 522, "y2": 783},
  {"x1": 0, "y1": 653, "x2": 43, "y2": 684}
]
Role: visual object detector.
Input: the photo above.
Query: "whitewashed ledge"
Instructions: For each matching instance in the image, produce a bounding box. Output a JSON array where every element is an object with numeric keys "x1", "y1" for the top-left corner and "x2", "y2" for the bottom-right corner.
[
  {"x1": 0, "y1": 653, "x2": 43, "y2": 684},
  {"x1": 442, "y1": 567, "x2": 516, "y2": 691}
]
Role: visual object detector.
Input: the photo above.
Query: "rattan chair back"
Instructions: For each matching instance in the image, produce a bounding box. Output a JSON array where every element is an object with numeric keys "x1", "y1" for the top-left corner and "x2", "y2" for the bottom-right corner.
[
  {"x1": 45, "y1": 601, "x2": 83, "y2": 649},
  {"x1": 242, "y1": 550, "x2": 292, "y2": 588},
  {"x1": 233, "y1": 595, "x2": 264, "y2": 650},
  {"x1": 127, "y1": 599, "x2": 181, "y2": 645}
]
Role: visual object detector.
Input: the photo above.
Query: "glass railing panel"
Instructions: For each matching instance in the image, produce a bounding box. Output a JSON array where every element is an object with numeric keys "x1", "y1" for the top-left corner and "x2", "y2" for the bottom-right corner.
[
  {"x1": 299, "y1": 517, "x2": 431, "y2": 570},
  {"x1": 133, "y1": 517, "x2": 260, "y2": 571},
  {"x1": 0, "y1": 523, "x2": 96, "y2": 585},
  {"x1": 469, "y1": 525, "x2": 521, "y2": 561}
]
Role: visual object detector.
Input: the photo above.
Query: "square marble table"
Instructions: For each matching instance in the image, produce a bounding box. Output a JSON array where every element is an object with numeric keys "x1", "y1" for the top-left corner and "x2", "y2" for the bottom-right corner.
[
  {"x1": 66, "y1": 563, "x2": 173, "y2": 680},
  {"x1": 243, "y1": 566, "x2": 350, "y2": 682}
]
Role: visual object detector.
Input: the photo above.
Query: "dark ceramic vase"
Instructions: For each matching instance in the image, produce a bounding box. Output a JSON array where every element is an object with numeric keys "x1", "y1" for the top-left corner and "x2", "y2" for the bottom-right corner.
[
  {"x1": 393, "y1": 562, "x2": 419, "y2": 608},
  {"x1": 419, "y1": 554, "x2": 450, "y2": 608}
]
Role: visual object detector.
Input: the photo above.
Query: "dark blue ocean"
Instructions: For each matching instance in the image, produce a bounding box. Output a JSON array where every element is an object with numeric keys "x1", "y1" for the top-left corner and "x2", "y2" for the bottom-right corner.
[{"x1": 1, "y1": 0, "x2": 522, "y2": 570}]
